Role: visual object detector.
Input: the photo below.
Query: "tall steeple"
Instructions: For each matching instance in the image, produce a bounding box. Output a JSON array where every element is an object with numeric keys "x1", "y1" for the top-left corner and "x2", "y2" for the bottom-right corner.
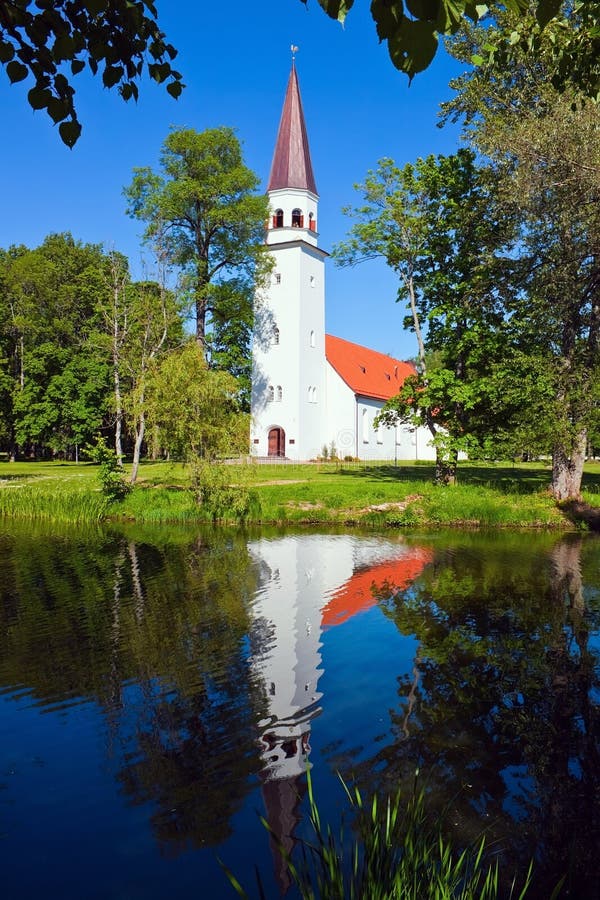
[{"x1": 268, "y1": 62, "x2": 317, "y2": 196}]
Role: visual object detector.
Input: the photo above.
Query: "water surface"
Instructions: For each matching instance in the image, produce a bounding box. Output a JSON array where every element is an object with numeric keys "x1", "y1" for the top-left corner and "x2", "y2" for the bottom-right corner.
[{"x1": 1, "y1": 523, "x2": 598, "y2": 898}]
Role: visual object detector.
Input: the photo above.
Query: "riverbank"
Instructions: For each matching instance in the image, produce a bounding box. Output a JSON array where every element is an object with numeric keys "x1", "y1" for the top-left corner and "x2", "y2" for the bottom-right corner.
[{"x1": 2, "y1": 459, "x2": 600, "y2": 528}]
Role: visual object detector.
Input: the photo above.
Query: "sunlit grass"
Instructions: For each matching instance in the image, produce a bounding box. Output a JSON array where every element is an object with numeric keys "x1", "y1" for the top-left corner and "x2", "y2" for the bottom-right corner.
[
  {"x1": 0, "y1": 482, "x2": 107, "y2": 523},
  {"x1": 0, "y1": 458, "x2": 591, "y2": 527}
]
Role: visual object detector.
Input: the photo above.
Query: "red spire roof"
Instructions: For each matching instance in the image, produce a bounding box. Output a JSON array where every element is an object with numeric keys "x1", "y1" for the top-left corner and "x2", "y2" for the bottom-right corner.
[
  {"x1": 268, "y1": 63, "x2": 317, "y2": 195},
  {"x1": 325, "y1": 334, "x2": 416, "y2": 401}
]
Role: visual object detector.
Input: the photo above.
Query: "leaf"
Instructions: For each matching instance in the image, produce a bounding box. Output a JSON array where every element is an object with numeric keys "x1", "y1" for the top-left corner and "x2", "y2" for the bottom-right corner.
[
  {"x1": 371, "y1": 0, "x2": 404, "y2": 43},
  {"x1": 84, "y1": 0, "x2": 108, "y2": 15},
  {"x1": 71, "y1": 59, "x2": 85, "y2": 75},
  {"x1": 535, "y1": 0, "x2": 562, "y2": 29},
  {"x1": 388, "y1": 18, "x2": 439, "y2": 78},
  {"x1": 406, "y1": 0, "x2": 440, "y2": 22},
  {"x1": 102, "y1": 64, "x2": 124, "y2": 88},
  {"x1": 314, "y1": 0, "x2": 354, "y2": 24},
  {"x1": 0, "y1": 40, "x2": 15, "y2": 64},
  {"x1": 46, "y1": 97, "x2": 69, "y2": 122},
  {"x1": 27, "y1": 86, "x2": 52, "y2": 110},
  {"x1": 166, "y1": 80, "x2": 183, "y2": 99},
  {"x1": 471, "y1": 53, "x2": 484, "y2": 65},
  {"x1": 6, "y1": 60, "x2": 29, "y2": 83},
  {"x1": 59, "y1": 119, "x2": 82, "y2": 148}
]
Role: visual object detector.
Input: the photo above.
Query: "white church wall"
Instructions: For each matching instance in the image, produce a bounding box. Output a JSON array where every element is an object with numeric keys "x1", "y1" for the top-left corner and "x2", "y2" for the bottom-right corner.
[
  {"x1": 324, "y1": 361, "x2": 358, "y2": 458},
  {"x1": 251, "y1": 240, "x2": 327, "y2": 460},
  {"x1": 322, "y1": 363, "x2": 437, "y2": 461}
]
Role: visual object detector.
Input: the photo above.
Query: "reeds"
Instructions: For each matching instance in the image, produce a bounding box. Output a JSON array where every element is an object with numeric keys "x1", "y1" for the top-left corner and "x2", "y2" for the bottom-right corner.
[
  {"x1": 0, "y1": 484, "x2": 107, "y2": 523},
  {"x1": 224, "y1": 773, "x2": 536, "y2": 899}
]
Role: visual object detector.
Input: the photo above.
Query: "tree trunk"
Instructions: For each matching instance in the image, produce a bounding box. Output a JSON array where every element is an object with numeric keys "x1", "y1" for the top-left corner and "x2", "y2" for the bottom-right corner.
[
  {"x1": 551, "y1": 428, "x2": 587, "y2": 500},
  {"x1": 130, "y1": 409, "x2": 145, "y2": 485},
  {"x1": 114, "y1": 361, "x2": 124, "y2": 466},
  {"x1": 435, "y1": 450, "x2": 457, "y2": 486}
]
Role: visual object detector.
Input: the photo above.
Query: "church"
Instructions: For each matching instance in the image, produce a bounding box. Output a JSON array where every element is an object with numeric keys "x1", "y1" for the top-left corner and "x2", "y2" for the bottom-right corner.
[{"x1": 250, "y1": 63, "x2": 436, "y2": 462}]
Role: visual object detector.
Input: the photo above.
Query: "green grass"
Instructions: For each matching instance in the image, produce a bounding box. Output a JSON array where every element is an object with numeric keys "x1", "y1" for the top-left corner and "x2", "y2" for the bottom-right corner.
[{"x1": 0, "y1": 458, "x2": 594, "y2": 527}]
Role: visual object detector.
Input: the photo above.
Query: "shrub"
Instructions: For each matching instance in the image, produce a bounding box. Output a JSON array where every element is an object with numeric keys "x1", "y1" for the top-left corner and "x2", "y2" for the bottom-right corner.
[
  {"x1": 85, "y1": 438, "x2": 131, "y2": 502},
  {"x1": 191, "y1": 460, "x2": 256, "y2": 521}
]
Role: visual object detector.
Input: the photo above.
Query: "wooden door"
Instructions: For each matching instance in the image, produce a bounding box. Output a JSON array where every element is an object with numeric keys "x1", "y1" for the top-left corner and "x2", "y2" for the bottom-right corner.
[{"x1": 268, "y1": 427, "x2": 285, "y2": 457}]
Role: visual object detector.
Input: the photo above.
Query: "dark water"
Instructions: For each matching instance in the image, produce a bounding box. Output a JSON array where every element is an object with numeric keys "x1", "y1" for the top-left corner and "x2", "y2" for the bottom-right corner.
[{"x1": 0, "y1": 522, "x2": 599, "y2": 899}]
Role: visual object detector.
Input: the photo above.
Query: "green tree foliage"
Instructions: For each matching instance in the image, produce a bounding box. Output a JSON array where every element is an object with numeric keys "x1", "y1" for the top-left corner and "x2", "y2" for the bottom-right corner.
[
  {"x1": 307, "y1": 1, "x2": 600, "y2": 98},
  {"x1": 443, "y1": 9, "x2": 600, "y2": 499},
  {"x1": 334, "y1": 150, "x2": 513, "y2": 483},
  {"x1": 0, "y1": 232, "x2": 186, "y2": 466},
  {"x1": 124, "y1": 126, "x2": 271, "y2": 358},
  {"x1": 0, "y1": 0, "x2": 183, "y2": 146},
  {"x1": 0, "y1": 232, "x2": 112, "y2": 459},
  {"x1": 145, "y1": 341, "x2": 249, "y2": 462}
]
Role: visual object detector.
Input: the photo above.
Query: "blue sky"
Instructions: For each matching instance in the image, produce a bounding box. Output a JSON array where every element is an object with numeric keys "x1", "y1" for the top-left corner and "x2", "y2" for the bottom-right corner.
[{"x1": 1, "y1": 0, "x2": 465, "y2": 361}]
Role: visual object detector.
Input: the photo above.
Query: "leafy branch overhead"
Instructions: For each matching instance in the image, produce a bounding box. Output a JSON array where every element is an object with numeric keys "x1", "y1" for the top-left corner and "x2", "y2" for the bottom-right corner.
[
  {"x1": 305, "y1": 1, "x2": 600, "y2": 97},
  {"x1": 0, "y1": 0, "x2": 184, "y2": 147}
]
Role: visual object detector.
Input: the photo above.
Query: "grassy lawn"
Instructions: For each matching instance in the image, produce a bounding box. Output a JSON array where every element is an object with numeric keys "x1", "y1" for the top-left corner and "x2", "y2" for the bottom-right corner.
[{"x1": 2, "y1": 457, "x2": 599, "y2": 527}]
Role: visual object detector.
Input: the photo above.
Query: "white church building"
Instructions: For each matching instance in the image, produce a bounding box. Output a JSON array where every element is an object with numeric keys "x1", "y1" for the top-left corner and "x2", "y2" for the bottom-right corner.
[{"x1": 250, "y1": 63, "x2": 436, "y2": 462}]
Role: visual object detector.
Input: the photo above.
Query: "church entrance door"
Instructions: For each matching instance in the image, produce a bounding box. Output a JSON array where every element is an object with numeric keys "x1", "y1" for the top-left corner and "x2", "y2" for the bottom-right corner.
[{"x1": 268, "y1": 427, "x2": 286, "y2": 458}]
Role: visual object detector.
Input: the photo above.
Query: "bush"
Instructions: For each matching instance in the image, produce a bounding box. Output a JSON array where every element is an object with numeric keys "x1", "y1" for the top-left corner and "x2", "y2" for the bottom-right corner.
[
  {"x1": 85, "y1": 438, "x2": 131, "y2": 502},
  {"x1": 191, "y1": 460, "x2": 257, "y2": 521}
]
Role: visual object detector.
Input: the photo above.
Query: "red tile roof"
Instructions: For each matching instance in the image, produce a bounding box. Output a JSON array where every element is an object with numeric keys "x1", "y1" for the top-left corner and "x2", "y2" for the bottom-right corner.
[
  {"x1": 267, "y1": 63, "x2": 317, "y2": 195},
  {"x1": 325, "y1": 334, "x2": 416, "y2": 401},
  {"x1": 321, "y1": 548, "x2": 433, "y2": 628}
]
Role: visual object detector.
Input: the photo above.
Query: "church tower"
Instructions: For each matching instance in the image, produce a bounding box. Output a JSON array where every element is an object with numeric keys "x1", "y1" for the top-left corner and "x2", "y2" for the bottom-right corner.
[{"x1": 250, "y1": 61, "x2": 327, "y2": 461}]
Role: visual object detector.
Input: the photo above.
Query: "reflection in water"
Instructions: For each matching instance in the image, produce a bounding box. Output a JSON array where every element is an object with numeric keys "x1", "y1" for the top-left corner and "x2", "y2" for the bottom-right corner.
[
  {"x1": 355, "y1": 533, "x2": 600, "y2": 899},
  {"x1": 247, "y1": 534, "x2": 429, "y2": 890},
  {"x1": 0, "y1": 524, "x2": 599, "y2": 898}
]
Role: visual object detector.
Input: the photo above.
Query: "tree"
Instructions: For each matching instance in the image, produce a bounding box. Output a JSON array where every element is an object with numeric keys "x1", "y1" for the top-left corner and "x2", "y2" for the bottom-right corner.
[
  {"x1": 0, "y1": 0, "x2": 183, "y2": 146},
  {"x1": 443, "y1": 9, "x2": 600, "y2": 499},
  {"x1": 122, "y1": 278, "x2": 183, "y2": 483},
  {"x1": 334, "y1": 149, "x2": 514, "y2": 484},
  {"x1": 307, "y1": 1, "x2": 600, "y2": 98},
  {"x1": 95, "y1": 243, "x2": 183, "y2": 479},
  {"x1": 145, "y1": 341, "x2": 249, "y2": 462},
  {"x1": 0, "y1": 233, "x2": 112, "y2": 459},
  {"x1": 124, "y1": 127, "x2": 271, "y2": 352}
]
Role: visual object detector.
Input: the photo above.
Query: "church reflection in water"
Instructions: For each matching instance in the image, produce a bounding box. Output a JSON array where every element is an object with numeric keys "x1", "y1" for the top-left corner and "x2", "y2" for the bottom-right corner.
[{"x1": 247, "y1": 535, "x2": 432, "y2": 890}]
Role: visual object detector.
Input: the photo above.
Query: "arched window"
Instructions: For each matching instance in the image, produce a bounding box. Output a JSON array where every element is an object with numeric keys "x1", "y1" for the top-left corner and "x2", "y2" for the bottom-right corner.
[
  {"x1": 376, "y1": 422, "x2": 384, "y2": 444},
  {"x1": 273, "y1": 208, "x2": 284, "y2": 228},
  {"x1": 310, "y1": 330, "x2": 315, "y2": 348},
  {"x1": 308, "y1": 211, "x2": 316, "y2": 232},
  {"x1": 362, "y1": 408, "x2": 369, "y2": 443},
  {"x1": 273, "y1": 325, "x2": 280, "y2": 345},
  {"x1": 267, "y1": 385, "x2": 274, "y2": 402},
  {"x1": 312, "y1": 387, "x2": 317, "y2": 403},
  {"x1": 291, "y1": 208, "x2": 303, "y2": 228},
  {"x1": 276, "y1": 385, "x2": 283, "y2": 402},
  {"x1": 307, "y1": 386, "x2": 312, "y2": 403}
]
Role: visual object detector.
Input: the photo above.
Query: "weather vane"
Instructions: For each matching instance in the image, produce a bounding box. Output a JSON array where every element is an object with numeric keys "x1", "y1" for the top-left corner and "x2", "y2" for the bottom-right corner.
[{"x1": 291, "y1": 44, "x2": 299, "y2": 62}]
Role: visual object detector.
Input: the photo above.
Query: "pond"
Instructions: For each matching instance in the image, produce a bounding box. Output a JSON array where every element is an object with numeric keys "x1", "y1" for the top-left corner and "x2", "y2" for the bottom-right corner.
[{"x1": 1, "y1": 523, "x2": 599, "y2": 898}]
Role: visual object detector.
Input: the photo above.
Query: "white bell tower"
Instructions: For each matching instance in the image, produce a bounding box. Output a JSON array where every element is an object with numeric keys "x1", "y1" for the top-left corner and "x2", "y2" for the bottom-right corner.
[{"x1": 250, "y1": 59, "x2": 327, "y2": 461}]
